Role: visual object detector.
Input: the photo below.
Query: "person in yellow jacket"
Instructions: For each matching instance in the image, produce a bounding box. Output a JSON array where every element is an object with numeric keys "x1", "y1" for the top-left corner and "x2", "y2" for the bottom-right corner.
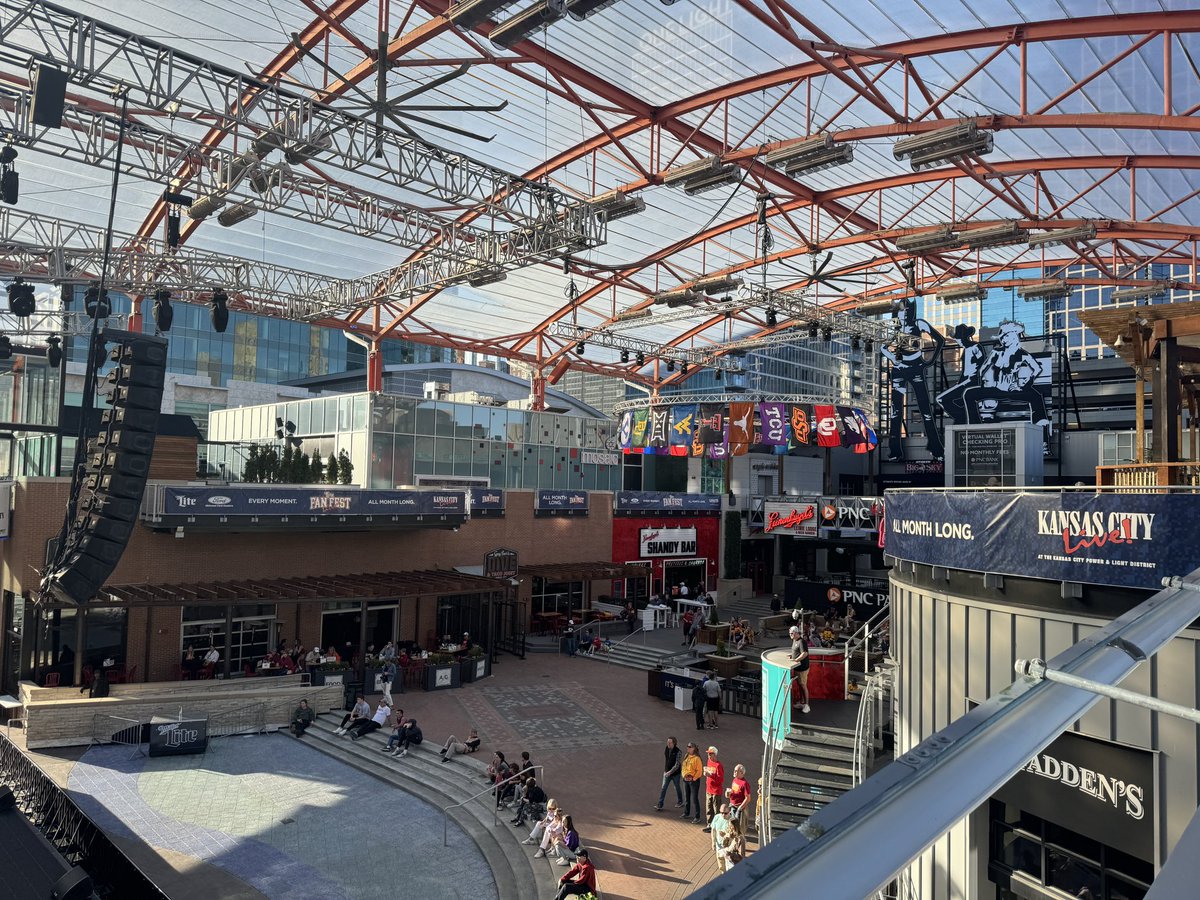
[{"x1": 680, "y1": 741, "x2": 704, "y2": 824}]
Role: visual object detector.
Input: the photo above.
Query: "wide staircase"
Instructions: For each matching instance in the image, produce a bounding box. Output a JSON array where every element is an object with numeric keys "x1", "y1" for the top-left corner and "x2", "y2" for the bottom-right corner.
[
  {"x1": 296, "y1": 714, "x2": 567, "y2": 900},
  {"x1": 575, "y1": 636, "x2": 701, "y2": 672},
  {"x1": 767, "y1": 723, "x2": 857, "y2": 835}
]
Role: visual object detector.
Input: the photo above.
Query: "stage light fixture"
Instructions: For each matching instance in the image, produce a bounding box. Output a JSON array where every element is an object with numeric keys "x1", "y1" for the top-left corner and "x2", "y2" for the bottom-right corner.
[
  {"x1": 187, "y1": 193, "x2": 226, "y2": 221},
  {"x1": 808, "y1": 322, "x2": 819, "y2": 339},
  {"x1": 962, "y1": 221, "x2": 1026, "y2": 250},
  {"x1": 666, "y1": 358, "x2": 675, "y2": 372},
  {"x1": 7, "y1": 278, "x2": 34, "y2": 317},
  {"x1": 851, "y1": 335, "x2": 861, "y2": 351},
  {"x1": 283, "y1": 130, "x2": 333, "y2": 164},
  {"x1": 210, "y1": 288, "x2": 229, "y2": 333},
  {"x1": 46, "y1": 335, "x2": 62, "y2": 367},
  {"x1": 83, "y1": 285, "x2": 110, "y2": 319},
  {"x1": 565, "y1": 0, "x2": 620, "y2": 19},
  {"x1": 937, "y1": 282, "x2": 986, "y2": 304},
  {"x1": 682, "y1": 165, "x2": 739, "y2": 195},
  {"x1": 59, "y1": 284, "x2": 72, "y2": 306},
  {"x1": 0, "y1": 335, "x2": 10, "y2": 360},
  {"x1": 217, "y1": 202, "x2": 258, "y2": 227},
  {"x1": 590, "y1": 188, "x2": 645, "y2": 222},
  {"x1": 662, "y1": 155, "x2": 722, "y2": 186},
  {"x1": 693, "y1": 274, "x2": 742, "y2": 295},
  {"x1": 652, "y1": 288, "x2": 703, "y2": 307},
  {"x1": 864, "y1": 338, "x2": 873, "y2": 353},
  {"x1": 681, "y1": 362, "x2": 689, "y2": 375},
  {"x1": 1111, "y1": 282, "x2": 1169, "y2": 303},
  {"x1": 446, "y1": 0, "x2": 515, "y2": 29},
  {"x1": 765, "y1": 133, "x2": 855, "y2": 176},
  {"x1": 575, "y1": 341, "x2": 586, "y2": 356},
  {"x1": 822, "y1": 327, "x2": 832, "y2": 342},
  {"x1": 620, "y1": 349, "x2": 629, "y2": 363},
  {"x1": 1027, "y1": 222, "x2": 1096, "y2": 247},
  {"x1": 0, "y1": 145, "x2": 18, "y2": 205},
  {"x1": 153, "y1": 289, "x2": 174, "y2": 333},
  {"x1": 491, "y1": 1, "x2": 566, "y2": 49},
  {"x1": 615, "y1": 307, "x2": 652, "y2": 322},
  {"x1": 765, "y1": 308, "x2": 778, "y2": 327},
  {"x1": 635, "y1": 351, "x2": 645, "y2": 367},
  {"x1": 895, "y1": 227, "x2": 960, "y2": 254},
  {"x1": 1019, "y1": 280, "x2": 1070, "y2": 301}
]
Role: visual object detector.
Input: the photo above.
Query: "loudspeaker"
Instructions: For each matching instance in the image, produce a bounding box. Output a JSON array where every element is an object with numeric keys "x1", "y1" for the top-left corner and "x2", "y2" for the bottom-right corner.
[
  {"x1": 30, "y1": 65, "x2": 68, "y2": 129},
  {"x1": 42, "y1": 330, "x2": 167, "y2": 605},
  {"x1": 50, "y1": 866, "x2": 94, "y2": 900},
  {"x1": 0, "y1": 784, "x2": 13, "y2": 810}
]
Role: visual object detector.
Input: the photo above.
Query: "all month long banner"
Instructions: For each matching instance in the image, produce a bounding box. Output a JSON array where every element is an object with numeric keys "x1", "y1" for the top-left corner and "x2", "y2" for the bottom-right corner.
[{"x1": 883, "y1": 491, "x2": 1196, "y2": 590}]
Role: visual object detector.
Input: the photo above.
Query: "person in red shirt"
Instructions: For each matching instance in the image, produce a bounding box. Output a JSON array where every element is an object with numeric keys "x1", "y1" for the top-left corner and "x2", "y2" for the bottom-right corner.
[
  {"x1": 726, "y1": 763, "x2": 753, "y2": 835},
  {"x1": 554, "y1": 847, "x2": 597, "y2": 900},
  {"x1": 702, "y1": 746, "x2": 725, "y2": 832}
]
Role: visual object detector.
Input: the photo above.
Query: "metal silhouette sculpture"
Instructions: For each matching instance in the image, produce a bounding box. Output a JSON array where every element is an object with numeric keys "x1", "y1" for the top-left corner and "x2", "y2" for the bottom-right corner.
[
  {"x1": 938, "y1": 319, "x2": 1050, "y2": 429},
  {"x1": 881, "y1": 299, "x2": 945, "y2": 461}
]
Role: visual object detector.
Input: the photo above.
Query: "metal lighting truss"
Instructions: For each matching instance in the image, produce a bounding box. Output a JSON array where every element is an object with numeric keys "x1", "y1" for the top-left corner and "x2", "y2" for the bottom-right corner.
[
  {"x1": 1110, "y1": 282, "x2": 1170, "y2": 302},
  {"x1": 741, "y1": 285, "x2": 894, "y2": 342},
  {"x1": 894, "y1": 227, "x2": 961, "y2": 254},
  {"x1": 661, "y1": 155, "x2": 724, "y2": 186},
  {"x1": 1019, "y1": 280, "x2": 1070, "y2": 301},
  {"x1": 1027, "y1": 221, "x2": 1098, "y2": 247},
  {"x1": 608, "y1": 296, "x2": 749, "y2": 330},
  {"x1": 692, "y1": 274, "x2": 743, "y2": 295},
  {"x1": 446, "y1": 0, "x2": 520, "y2": 29},
  {"x1": 0, "y1": 208, "x2": 346, "y2": 321},
  {"x1": 0, "y1": 0, "x2": 599, "y2": 231},
  {"x1": 936, "y1": 282, "x2": 986, "y2": 304},
  {"x1": 548, "y1": 323, "x2": 746, "y2": 373},
  {"x1": 611, "y1": 392, "x2": 861, "y2": 414},
  {"x1": 893, "y1": 122, "x2": 993, "y2": 170}
]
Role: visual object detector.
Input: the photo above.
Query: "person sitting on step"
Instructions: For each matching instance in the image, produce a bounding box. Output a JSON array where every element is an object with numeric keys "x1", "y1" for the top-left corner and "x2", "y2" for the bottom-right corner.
[
  {"x1": 439, "y1": 728, "x2": 481, "y2": 763},
  {"x1": 334, "y1": 695, "x2": 370, "y2": 735},
  {"x1": 345, "y1": 699, "x2": 390, "y2": 741},
  {"x1": 389, "y1": 717, "x2": 422, "y2": 757},
  {"x1": 511, "y1": 777, "x2": 547, "y2": 827}
]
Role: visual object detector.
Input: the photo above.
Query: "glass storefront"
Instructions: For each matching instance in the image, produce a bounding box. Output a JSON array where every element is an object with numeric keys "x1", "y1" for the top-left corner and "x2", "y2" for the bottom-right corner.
[
  {"x1": 531, "y1": 578, "x2": 582, "y2": 616},
  {"x1": 182, "y1": 604, "x2": 276, "y2": 675},
  {"x1": 208, "y1": 392, "x2": 622, "y2": 491}
]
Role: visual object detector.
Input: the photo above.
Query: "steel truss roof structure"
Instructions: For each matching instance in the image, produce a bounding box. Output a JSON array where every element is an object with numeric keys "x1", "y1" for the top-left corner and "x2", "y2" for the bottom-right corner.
[{"x1": 0, "y1": 1, "x2": 1196, "y2": 390}]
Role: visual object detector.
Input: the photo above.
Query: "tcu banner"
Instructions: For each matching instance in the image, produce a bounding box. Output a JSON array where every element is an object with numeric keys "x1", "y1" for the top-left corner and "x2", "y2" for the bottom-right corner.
[{"x1": 885, "y1": 491, "x2": 1200, "y2": 590}]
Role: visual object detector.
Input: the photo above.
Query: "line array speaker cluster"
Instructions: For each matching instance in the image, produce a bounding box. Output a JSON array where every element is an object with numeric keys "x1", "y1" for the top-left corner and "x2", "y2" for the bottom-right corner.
[{"x1": 42, "y1": 329, "x2": 167, "y2": 606}]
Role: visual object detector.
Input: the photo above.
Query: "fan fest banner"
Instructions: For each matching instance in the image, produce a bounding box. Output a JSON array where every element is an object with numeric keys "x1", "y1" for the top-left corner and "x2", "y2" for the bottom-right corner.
[
  {"x1": 884, "y1": 490, "x2": 1200, "y2": 590},
  {"x1": 622, "y1": 402, "x2": 875, "y2": 455}
]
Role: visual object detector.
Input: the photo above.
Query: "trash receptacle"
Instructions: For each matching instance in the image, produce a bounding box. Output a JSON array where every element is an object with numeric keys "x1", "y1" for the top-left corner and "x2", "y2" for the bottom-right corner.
[{"x1": 343, "y1": 682, "x2": 364, "y2": 711}]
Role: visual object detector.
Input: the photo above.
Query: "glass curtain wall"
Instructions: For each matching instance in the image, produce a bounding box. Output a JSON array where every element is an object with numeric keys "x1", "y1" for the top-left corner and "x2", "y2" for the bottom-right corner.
[{"x1": 181, "y1": 604, "x2": 276, "y2": 675}]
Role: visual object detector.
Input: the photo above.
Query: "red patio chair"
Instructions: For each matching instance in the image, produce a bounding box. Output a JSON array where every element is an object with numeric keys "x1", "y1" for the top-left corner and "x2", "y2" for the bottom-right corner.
[{"x1": 43, "y1": 672, "x2": 60, "y2": 688}]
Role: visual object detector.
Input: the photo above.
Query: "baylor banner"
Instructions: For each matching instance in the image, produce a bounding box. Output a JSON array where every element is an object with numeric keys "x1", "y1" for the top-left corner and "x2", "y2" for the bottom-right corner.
[{"x1": 884, "y1": 491, "x2": 1199, "y2": 590}]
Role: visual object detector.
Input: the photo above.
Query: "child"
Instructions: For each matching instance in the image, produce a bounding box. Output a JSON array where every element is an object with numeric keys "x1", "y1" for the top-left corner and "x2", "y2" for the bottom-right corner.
[{"x1": 590, "y1": 633, "x2": 603, "y2": 655}]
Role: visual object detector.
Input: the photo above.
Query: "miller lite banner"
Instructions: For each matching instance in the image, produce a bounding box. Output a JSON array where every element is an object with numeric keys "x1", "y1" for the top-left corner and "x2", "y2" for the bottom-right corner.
[
  {"x1": 763, "y1": 499, "x2": 820, "y2": 537},
  {"x1": 639, "y1": 527, "x2": 699, "y2": 558},
  {"x1": 885, "y1": 490, "x2": 1200, "y2": 590}
]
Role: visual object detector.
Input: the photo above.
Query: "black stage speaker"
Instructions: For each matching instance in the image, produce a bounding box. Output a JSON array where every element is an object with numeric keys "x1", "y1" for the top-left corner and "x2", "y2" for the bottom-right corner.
[
  {"x1": 42, "y1": 330, "x2": 166, "y2": 605},
  {"x1": 0, "y1": 784, "x2": 13, "y2": 810},
  {"x1": 30, "y1": 65, "x2": 68, "y2": 129},
  {"x1": 49, "y1": 866, "x2": 94, "y2": 900}
]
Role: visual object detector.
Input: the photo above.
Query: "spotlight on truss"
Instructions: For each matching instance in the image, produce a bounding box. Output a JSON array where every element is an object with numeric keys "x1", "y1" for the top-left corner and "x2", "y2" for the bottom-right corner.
[
  {"x1": 962, "y1": 221, "x2": 1026, "y2": 250},
  {"x1": 895, "y1": 227, "x2": 960, "y2": 254},
  {"x1": 1026, "y1": 222, "x2": 1097, "y2": 247},
  {"x1": 491, "y1": 0, "x2": 566, "y2": 49},
  {"x1": 893, "y1": 122, "x2": 993, "y2": 170},
  {"x1": 589, "y1": 188, "x2": 645, "y2": 222}
]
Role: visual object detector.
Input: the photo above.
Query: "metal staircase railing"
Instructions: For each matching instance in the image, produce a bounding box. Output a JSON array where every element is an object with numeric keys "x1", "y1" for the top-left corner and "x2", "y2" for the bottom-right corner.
[
  {"x1": 758, "y1": 653, "x2": 796, "y2": 847},
  {"x1": 843, "y1": 604, "x2": 891, "y2": 699}
]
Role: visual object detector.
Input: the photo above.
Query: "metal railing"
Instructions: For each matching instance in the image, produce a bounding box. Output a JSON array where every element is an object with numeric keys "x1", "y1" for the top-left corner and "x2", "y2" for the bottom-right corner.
[
  {"x1": 442, "y1": 764, "x2": 545, "y2": 846},
  {"x1": 0, "y1": 732, "x2": 170, "y2": 898},
  {"x1": 207, "y1": 702, "x2": 266, "y2": 739},
  {"x1": 1096, "y1": 462, "x2": 1200, "y2": 491},
  {"x1": 759, "y1": 655, "x2": 797, "y2": 847},
  {"x1": 604, "y1": 626, "x2": 646, "y2": 663},
  {"x1": 90, "y1": 713, "x2": 145, "y2": 759},
  {"x1": 852, "y1": 668, "x2": 891, "y2": 786},
  {"x1": 843, "y1": 605, "x2": 891, "y2": 700}
]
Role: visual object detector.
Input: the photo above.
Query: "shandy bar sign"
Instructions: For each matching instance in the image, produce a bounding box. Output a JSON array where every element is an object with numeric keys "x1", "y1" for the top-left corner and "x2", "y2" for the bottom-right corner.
[{"x1": 883, "y1": 490, "x2": 1199, "y2": 590}]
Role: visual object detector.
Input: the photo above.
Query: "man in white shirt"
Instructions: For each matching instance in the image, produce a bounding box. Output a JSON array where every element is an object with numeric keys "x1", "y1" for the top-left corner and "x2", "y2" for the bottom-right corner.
[
  {"x1": 203, "y1": 647, "x2": 219, "y2": 665},
  {"x1": 347, "y1": 700, "x2": 391, "y2": 741},
  {"x1": 679, "y1": 583, "x2": 689, "y2": 598}
]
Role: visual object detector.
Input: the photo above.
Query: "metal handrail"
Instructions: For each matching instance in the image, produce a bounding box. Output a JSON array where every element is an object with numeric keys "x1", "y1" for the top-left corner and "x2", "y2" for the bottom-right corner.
[
  {"x1": 442, "y1": 763, "x2": 545, "y2": 846},
  {"x1": 852, "y1": 669, "x2": 891, "y2": 785},
  {"x1": 843, "y1": 604, "x2": 891, "y2": 700},
  {"x1": 759, "y1": 651, "x2": 798, "y2": 846},
  {"x1": 604, "y1": 626, "x2": 646, "y2": 663}
]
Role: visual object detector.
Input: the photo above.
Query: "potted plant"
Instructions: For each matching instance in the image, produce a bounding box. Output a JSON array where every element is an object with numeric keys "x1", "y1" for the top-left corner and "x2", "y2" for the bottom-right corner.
[
  {"x1": 698, "y1": 607, "x2": 730, "y2": 646},
  {"x1": 311, "y1": 659, "x2": 352, "y2": 686},
  {"x1": 458, "y1": 644, "x2": 490, "y2": 683},
  {"x1": 705, "y1": 638, "x2": 743, "y2": 679},
  {"x1": 423, "y1": 652, "x2": 461, "y2": 691}
]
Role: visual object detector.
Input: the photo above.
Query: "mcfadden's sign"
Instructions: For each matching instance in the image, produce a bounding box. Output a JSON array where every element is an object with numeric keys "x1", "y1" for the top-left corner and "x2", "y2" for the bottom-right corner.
[
  {"x1": 884, "y1": 491, "x2": 1198, "y2": 590},
  {"x1": 638, "y1": 527, "x2": 698, "y2": 558}
]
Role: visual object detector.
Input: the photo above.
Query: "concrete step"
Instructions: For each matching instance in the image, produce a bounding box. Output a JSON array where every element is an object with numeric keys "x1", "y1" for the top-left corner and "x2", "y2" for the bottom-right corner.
[
  {"x1": 770, "y1": 782, "x2": 848, "y2": 805},
  {"x1": 775, "y1": 755, "x2": 855, "y2": 783},
  {"x1": 789, "y1": 723, "x2": 858, "y2": 745},
  {"x1": 781, "y1": 739, "x2": 855, "y2": 764},
  {"x1": 299, "y1": 717, "x2": 557, "y2": 900}
]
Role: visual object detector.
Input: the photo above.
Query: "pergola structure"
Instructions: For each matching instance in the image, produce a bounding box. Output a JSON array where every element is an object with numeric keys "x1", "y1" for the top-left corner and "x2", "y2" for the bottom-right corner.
[{"x1": 0, "y1": 1, "x2": 1196, "y2": 397}]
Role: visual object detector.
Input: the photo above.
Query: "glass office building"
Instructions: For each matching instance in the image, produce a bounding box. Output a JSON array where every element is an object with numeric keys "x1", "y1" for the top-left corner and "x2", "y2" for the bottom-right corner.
[{"x1": 208, "y1": 392, "x2": 622, "y2": 491}]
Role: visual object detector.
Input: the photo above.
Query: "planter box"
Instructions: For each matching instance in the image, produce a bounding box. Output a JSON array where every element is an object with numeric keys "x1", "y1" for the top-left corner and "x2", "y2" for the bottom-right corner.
[
  {"x1": 698, "y1": 623, "x2": 730, "y2": 645},
  {"x1": 704, "y1": 653, "x2": 743, "y2": 680},
  {"x1": 423, "y1": 663, "x2": 461, "y2": 691},
  {"x1": 366, "y1": 668, "x2": 403, "y2": 694},
  {"x1": 459, "y1": 656, "x2": 490, "y2": 683},
  {"x1": 311, "y1": 669, "x2": 351, "y2": 686}
]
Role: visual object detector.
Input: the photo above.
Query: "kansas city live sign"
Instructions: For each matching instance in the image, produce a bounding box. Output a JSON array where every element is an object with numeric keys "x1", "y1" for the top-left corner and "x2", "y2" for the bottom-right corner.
[{"x1": 883, "y1": 491, "x2": 1200, "y2": 590}]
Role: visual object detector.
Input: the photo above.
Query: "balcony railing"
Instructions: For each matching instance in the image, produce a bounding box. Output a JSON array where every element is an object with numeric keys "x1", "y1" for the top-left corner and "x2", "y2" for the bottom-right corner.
[{"x1": 1096, "y1": 462, "x2": 1200, "y2": 491}]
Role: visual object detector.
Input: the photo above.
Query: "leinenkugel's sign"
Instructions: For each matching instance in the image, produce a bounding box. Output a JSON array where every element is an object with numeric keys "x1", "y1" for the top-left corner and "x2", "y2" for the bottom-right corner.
[
  {"x1": 484, "y1": 548, "x2": 519, "y2": 579},
  {"x1": 884, "y1": 490, "x2": 1199, "y2": 590},
  {"x1": 763, "y1": 499, "x2": 819, "y2": 537},
  {"x1": 995, "y1": 730, "x2": 1156, "y2": 862},
  {"x1": 638, "y1": 527, "x2": 698, "y2": 558}
]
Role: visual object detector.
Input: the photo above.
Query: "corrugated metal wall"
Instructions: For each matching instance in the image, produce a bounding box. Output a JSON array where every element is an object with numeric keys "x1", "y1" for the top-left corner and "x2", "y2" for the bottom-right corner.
[{"x1": 892, "y1": 572, "x2": 1200, "y2": 899}]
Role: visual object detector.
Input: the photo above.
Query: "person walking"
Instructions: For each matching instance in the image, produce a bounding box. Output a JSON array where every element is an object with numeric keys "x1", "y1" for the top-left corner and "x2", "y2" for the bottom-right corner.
[
  {"x1": 680, "y1": 741, "x2": 703, "y2": 824},
  {"x1": 380, "y1": 659, "x2": 396, "y2": 707},
  {"x1": 654, "y1": 736, "x2": 683, "y2": 811},
  {"x1": 681, "y1": 609, "x2": 693, "y2": 645},
  {"x1": 704, "y1": 673, "x2": 721, "y2": 729},
  {"x1": 702, "y1": 746, "x2": 725, "y2": 832},
  {"x1": 709, "y1": 802, "x2": 731, "y2": 873},
  {"x1": 789, "y1": 624, "x2": 811, "y2": 714},
  {"x1": 624, "y1": 601, "x2": 637, "y2": 634},
  {"x1": 691, "y1": 679, "x2": 707, "y2": 732}
]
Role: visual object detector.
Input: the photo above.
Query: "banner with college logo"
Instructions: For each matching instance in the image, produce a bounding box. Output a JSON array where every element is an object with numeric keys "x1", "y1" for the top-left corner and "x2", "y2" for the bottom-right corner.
[
  {"x1": 162, "y1": 487, "x2": 467, "y2": 517},
  {"x1": 759, "y1": 402, "x2": 789, "y2": 447},
  {"x1": 789, "y1": 404, "x2": 812, "y2": 449},
  {"x1": 884, "y1": 490, "x2": 1200, "y2": 590},
  {"x1": 994, "y1": 731, "x2": 1156, "y2": 863},
  {"x1": 727, "y1": 402, "x2": 754, "y2": 456},
  {"x1": 707, "y1": 423, "x2": 730, "y2": 459},
  {"x1": 638, "y1": 527, "x2": 699, "y2": 557},
  {"x1": 670, "y1": 405, "x2": 696, "y2": 456},
  {"x1": 697, "y1": 404, "x2": 725, "y2": 444},
  {"x1": 813, "y1": 404, "x2": 841, "y2": 448},
  {"x1": 630, "y1": 409, "x2": 649, "y2": 452},
  {"x1": 762, "y1": 499, "x2": 820, "y2": 537},
  {"x1": 648, "y1": 406, "x2": 671, "y2": 451},
  {"x1": 618, "y1": 411, "x2": 633, "y2": 451}
]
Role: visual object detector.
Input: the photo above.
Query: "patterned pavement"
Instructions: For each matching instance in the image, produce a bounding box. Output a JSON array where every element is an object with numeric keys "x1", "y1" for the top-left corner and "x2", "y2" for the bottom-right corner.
[{"x1": 66, "y1": 736, "x2": 495, "y2": 900}]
